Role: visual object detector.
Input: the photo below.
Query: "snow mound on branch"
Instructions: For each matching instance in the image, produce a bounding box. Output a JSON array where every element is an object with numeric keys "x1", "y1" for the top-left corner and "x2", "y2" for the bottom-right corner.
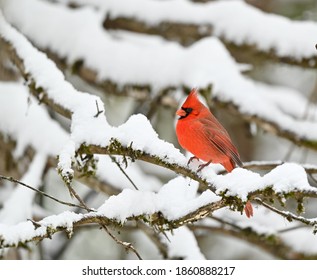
[
  {"x1": 97, "y1": 176, "x2": 219, "y2": 222},
  {"x1": 209, "y1": 163, "x2": 312, "y2": 201}
]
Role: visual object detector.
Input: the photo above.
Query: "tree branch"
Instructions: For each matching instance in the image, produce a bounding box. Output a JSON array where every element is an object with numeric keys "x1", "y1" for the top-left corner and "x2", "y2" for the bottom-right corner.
[
  {"x1": 100, "y1": 223, "x2": 143, "y2": 260},
  {"x1": 103, "y1": 16, "x2": 317, "y2": 69},
  {"x1": 189, "y1": 219, "x2": 317, "y2": 260},
  {"x1": 136, "y1": 221, "x2": 169, "y2": 259},
  {"x1": 243, "y1": 161, "x2": 317, "y2": 175},
  {"x1": 254, "y1": 198, "x2": 317, "y2": 232},
  {"x1": 214, "y1": 97, "x2": 317, "y2": 151},
  {"x1": 86, "y1": 143, "x2": 317, "y2": 201},
  {"x1": 3, "y1": 35, "x2": 316, "y2": 152},
  {"x1": 109, "y1": 155, "x2": 139, "y2": 190},
  {"x1": 0, "y1": 175, "x2": 89, "y2": 210},
  {"x1": 0, "y1": 198, "x2": 226, "y2": 250},
  {"x1": 0, "y1": 171, "x2": 144, "y2": 259}
]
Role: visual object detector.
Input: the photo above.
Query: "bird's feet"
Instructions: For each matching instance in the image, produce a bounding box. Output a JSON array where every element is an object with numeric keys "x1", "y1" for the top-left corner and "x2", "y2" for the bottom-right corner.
[
  {"x1": 187, "y1": 156, "x2": 199, "y2": 166},
  {"x1": 197, "y1": 160, "x2": 212, "y2": 172}
]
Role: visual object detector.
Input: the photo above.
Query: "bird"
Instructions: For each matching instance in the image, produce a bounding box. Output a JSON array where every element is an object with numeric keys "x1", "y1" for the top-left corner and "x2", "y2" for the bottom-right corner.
[{"x1": 175, "y1": 88, "x2": 253, "y2": 218}]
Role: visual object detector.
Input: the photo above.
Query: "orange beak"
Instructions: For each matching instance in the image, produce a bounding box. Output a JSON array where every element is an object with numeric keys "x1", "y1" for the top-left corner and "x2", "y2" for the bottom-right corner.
[{"x1": 176, "y1": 109, "x2": 186, "y2": 117}]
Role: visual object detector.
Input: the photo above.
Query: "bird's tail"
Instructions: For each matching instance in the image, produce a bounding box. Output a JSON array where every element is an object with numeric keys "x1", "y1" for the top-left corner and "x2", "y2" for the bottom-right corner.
[
  {"x1": 244, "y1": 201, "x2": 254, "y2": 218},
  {"x1": 223, "y1": 159, "x2": 235, "y2": 172}
]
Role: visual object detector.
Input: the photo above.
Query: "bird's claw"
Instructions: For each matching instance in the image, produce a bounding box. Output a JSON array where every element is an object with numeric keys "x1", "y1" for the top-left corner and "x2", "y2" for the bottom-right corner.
[
  {"x1": 197, "y1": 160, "x2": 212, "y2": 172},
  {"x1": 187, "y1": 156, "x2": 198, "y2": 166}
]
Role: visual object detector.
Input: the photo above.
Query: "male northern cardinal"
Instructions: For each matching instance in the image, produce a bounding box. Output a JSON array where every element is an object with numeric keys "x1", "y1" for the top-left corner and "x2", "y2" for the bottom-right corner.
[{"x1": 176, "y1": 88, "x2": 253, "y2": 218}]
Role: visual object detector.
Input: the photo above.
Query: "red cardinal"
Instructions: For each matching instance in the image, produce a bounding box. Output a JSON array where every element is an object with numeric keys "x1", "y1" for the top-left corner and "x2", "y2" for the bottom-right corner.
[{"x1": 176, "y1": 88, "x2": 253, "y2": 218}]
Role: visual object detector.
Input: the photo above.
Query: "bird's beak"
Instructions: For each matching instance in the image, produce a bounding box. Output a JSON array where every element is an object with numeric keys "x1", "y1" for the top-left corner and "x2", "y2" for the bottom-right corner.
[{"x1": 176, "y1": 109, "x2": 186, "y2": 117}]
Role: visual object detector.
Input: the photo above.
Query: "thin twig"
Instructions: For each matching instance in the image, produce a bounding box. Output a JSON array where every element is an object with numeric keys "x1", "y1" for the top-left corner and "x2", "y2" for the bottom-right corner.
[
  {"x1": 277, "y1": 225, "x2": 308, "y2": 233},
  {"x1": 208, "y1": 216, "x2": 242, "y2": 231},
  {"x1": 65, "y1": 183, "x2": 91, "y2": 211},
  {"x1": 308, "y1": 173, "x2": 317, "y2": 188},
  {"x1": 136, "y1": 221, "x2": 168, "y2": 259},
  {"x1": 243, "y1": 161, "x2": 317, "y2": 175},
  {"x1": 110, "y1": 155, "x2": 139, "y2": 190},
  {"x1": 210, "y1": 215, "x2": 309, "y2": 234},
  {"x1": 64, "y1": 175, "x2": 143, "y2": 260},
  {"x1": 31, "y1": 169, "x2": 136, "y2": 263},
  {"x1": 0, "y1": 175, "x2": 90, "y2": 211},
  {"x1": 100, "y1": 224, "x2": 143, "y2": 260},
  {"x1": 283, "y1": 143, "x2": 296, "y2": 162},
  {"x1": 94, "y1": 100, "x2": 104, "y2": 118},
  {"x1": 254, "y1": 198, "x2": 317, "y2": 228}
]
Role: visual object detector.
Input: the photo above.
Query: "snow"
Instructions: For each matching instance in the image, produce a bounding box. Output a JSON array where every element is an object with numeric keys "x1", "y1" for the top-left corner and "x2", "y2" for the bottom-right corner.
[
  {"x1": 0, "y1": 221, "x2": 45, "y2": 246},
  {"x1": 262, "y1": 84, "x2": 317, "y2": 121},
  {"x1": 97, "y1": 176, "x2": 219, "y2": 222},
  {"x1": 265, "y1": 163, "x2": 310, "y2": 193},
  {"x1": 0, "y1": 176, "x2": 316, "y2": 256},
  {"x1": 0, "y1": 154, "x2": 47, "y2": 225},
  {"x1": 0, "y1": 176, "x2": 217, "y2": 248},
  {"x1": 112, "y1": 114, "x2": 186, "y2": 162},
  {"x1": 39, "y1": 211, "x2": 83, "y2": 232},
  {"x1": 0, "y1": 11, "x2": 188, "y2": 176},
  {"x1": 213, "y1": 205, "x2": 292, "y2": 236},
  {"x1": 0, "y1": 211, "x2": 82, "y2": 247},
  {"x1": 282, "y1": 226, "x2": 317, "y2": 254},
  {"x1": 165, "y1": 227, "x2": 205, "y2": 259},
  {"x1": 212, "y1": 205, "x2": 317, "y2": 256},
  {"x1": 209, "y1": 163, "x2": 313, "y2": 201},
  {"x1": 0, "y1": 82, "x2": 68, "y2": 157},
  {"x1": 96, "y1": 155, "x2": 162, "y2": 192},
  {"x1": 57, "y1": 139, "x2": 76, "y2": 181},
  {"x1": 54, "y1": 0, "x2": 317, "y2": 61}
]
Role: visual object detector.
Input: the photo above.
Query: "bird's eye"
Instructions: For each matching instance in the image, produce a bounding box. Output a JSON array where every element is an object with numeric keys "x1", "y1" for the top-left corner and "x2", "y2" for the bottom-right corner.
[{"x1": 182, "y1": 107, "x2": 193, "y2": 114}]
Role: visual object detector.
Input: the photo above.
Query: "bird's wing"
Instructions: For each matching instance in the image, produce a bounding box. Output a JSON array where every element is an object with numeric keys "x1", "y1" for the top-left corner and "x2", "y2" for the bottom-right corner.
[{"x1": 199, "y1": 118, "x2": 243, "y2": 167}]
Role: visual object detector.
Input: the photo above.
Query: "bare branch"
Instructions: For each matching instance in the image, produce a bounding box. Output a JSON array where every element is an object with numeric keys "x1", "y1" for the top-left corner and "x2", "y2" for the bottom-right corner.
[
  {"x1": 100, "y1": 223, "x2": 143, "y2": 260},
  {"x1": 109, "y1": 155, "x2": 139, "y2": 190},
  {"x1": 0, "y1": 175, "x2": 89, "y2": 210},
  {"x1": 243, "y1": 161, "x2": 317, "y2": 175},
  {"x1": 136, "y1": 221, "x2": 169, "y2": 259},
  {"x1": 254, "y1": 198, "x2": 317, "y2": 230},
  {"x1": 94, "y1": 100, "x2": 104, "y2": 118}
]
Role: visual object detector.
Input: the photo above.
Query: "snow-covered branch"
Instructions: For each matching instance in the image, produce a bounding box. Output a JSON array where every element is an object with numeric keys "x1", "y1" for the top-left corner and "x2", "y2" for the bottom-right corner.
[
  {"x1": 255, "y1": 198, "x2": 317, "y2": 231},
  {"x1": 102, "y1": 12, "x2": 317, "y2": 70},
  {"x1": 55, "y1": 0, "x2": 317, "y2": 68},
  {"x1": 0, "y1": 184, "x2": 225, "y2": 249},
  {"x1": 1, "y1": 186, "x2": 316, "y2": 260},
  {"x1": 1, "y1": 8, "x2": 317, "y2": 205},
  {"x1": 2, "y1": 0, "x2": 317, "y2": 151}
]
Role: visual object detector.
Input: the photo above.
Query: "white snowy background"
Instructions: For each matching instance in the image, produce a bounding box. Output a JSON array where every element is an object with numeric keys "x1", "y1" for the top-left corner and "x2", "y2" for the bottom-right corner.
[{"x1": 0, "y1": 0, "x2": 317, "y2": 260}]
